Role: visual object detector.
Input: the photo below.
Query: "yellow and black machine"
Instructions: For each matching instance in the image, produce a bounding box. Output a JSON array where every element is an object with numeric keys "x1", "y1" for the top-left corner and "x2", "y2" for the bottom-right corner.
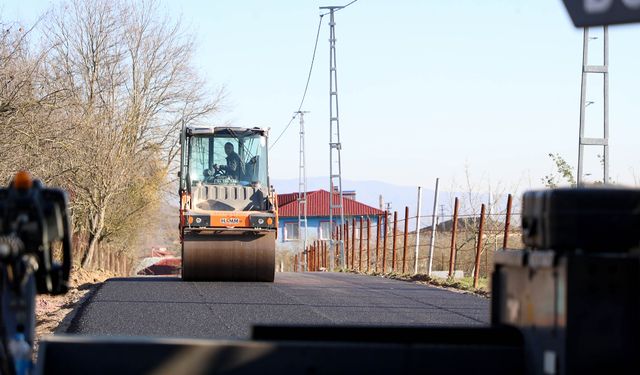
[{"x1": 178, "y1": 125, "x2": 277, "y2": 281}]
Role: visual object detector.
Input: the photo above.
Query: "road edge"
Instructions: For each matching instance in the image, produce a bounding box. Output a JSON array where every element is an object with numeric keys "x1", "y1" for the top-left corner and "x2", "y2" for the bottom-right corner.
[
  {"x1": 343, "y1": 270, "x2": 491, "y2": 298},
  {"x1": 54, "y1": 282, "x2": 106, "y2": 334}
]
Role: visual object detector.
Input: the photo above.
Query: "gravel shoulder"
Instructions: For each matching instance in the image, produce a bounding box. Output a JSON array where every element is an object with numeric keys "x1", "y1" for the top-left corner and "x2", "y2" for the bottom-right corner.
[{"x1": 35, "y1": 267, "x2": 118, "y2": 348}]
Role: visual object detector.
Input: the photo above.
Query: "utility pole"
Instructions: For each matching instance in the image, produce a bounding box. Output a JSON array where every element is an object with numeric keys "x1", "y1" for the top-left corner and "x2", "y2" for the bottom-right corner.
[
  {"x1": 296, "y1": 111, "x2": 309, "y2": 271},
  {"x1": 577, "y1": 26, "x2": 609, "y2": 186},
  {"x1": 321, "y1": 5, "x2": 346, "y2": 270}
]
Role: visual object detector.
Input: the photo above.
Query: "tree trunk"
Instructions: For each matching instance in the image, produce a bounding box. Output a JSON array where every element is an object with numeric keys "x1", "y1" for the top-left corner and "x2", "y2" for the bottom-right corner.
[{"x1": 82, "y1": 206, "x2": 106, "y2": 268}]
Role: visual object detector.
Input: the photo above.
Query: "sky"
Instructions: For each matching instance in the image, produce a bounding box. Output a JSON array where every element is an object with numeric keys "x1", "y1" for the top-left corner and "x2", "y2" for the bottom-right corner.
[{"x1": 5, "y1": 0, "x2": 640, "y2": 192}]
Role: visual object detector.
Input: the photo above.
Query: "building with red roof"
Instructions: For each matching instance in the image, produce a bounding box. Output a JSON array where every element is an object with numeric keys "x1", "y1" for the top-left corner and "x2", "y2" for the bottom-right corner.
[{"x1": 276, "y1": 189, "x2": 385, "y2": 251}]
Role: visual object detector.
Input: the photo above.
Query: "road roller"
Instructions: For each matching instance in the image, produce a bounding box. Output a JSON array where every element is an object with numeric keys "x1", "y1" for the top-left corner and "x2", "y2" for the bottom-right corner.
[{"x1": 178, "y1": 125, "x2": 277, "y2": 281}]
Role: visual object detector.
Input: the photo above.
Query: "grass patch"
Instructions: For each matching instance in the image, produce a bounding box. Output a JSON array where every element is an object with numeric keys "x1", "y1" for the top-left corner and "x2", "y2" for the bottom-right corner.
[
  {"x1": 349, "y1": 270, "x2": 490, "y2": 297},
  {"x1": 436, "y1": 276, "x2": 490, "y2": 295}
]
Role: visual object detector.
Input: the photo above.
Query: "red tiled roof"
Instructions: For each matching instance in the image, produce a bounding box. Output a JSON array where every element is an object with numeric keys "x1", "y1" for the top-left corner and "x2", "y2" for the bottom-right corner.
[
  {"x1": 277, "y1": 190, "x2": 385, "y2": 217},
  {"x1": 277, "y1": 192, "x2": 299, "y2": 207}
]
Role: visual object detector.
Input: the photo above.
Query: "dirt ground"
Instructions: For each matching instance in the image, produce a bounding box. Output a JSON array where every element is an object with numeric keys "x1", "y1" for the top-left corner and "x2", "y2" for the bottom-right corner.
[{"x1": 35, "y1": 266, "x2": 117, "y2": 344}]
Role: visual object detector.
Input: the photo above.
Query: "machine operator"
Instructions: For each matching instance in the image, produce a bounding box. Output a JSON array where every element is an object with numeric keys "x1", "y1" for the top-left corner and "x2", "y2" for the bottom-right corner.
[{"x1": 210, "y1": 142, "x2": 244, "y2": 180}]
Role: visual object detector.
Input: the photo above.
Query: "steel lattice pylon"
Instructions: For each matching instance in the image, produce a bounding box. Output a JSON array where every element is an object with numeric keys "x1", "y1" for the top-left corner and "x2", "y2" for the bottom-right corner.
[
  {"x1": 321, "y1": 6, "x2": 346, "y2": 270},
  {"x1": 296, "y1": 111, "x2": 309, "y2": 271},
  {"x1": 577, "y1": 26, "x2": 609, "y2": 186}
]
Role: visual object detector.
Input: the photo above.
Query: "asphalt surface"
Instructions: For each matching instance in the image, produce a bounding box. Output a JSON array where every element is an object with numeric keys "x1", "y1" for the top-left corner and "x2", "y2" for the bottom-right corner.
[{"x1": 67, "y1": 272, "x2": 489, "y2": 339}]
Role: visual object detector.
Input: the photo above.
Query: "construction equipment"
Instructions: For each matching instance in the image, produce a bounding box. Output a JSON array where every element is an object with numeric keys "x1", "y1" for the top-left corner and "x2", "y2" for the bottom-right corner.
[
  {"x1": 0, "y1": 172, "x2": 71, "y2": 375},
  {"x1": 178, "y1": 126, "x2": 277, "y2": 282},
  {"x1": 492, "y1": 187, "x2": 640, "y2": 374}
]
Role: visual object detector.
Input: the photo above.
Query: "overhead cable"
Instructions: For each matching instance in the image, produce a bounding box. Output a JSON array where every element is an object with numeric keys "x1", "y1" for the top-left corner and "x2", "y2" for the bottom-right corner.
[{"x1": 270, "y1": 15, "x2": 324, "y2": 150}]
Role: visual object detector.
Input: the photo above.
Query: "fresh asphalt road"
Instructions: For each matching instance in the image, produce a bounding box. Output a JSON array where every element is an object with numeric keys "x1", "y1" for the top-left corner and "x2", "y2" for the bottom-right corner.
[{"x1": 67, "y1": 272, "x2": 489, "y2": 339}]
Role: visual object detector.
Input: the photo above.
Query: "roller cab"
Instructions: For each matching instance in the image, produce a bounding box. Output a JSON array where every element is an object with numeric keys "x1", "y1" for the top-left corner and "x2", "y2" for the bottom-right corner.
[{"x1": 179, "y1": 126, "x2": 277, "y2": 281}]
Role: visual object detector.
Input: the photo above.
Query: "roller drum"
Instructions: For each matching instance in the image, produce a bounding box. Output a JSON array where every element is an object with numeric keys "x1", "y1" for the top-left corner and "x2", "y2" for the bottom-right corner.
[{"x1": 181, "y1": 231, "x2": 275, "y2": 282}]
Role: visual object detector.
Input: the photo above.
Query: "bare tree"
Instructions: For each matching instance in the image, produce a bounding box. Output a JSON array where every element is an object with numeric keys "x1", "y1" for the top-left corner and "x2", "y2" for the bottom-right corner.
[
  {"x1": 445, "y1": 165, "x2": 522, "y2": 276},
  {"x1": 37, "y1": 0, "x2": 222, "y2": 267}
]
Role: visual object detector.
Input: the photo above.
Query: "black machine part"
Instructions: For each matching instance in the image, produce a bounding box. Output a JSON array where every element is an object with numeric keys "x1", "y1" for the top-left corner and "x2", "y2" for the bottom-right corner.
[
  {"x1": 497, "y1": 187, "x2": 640, "y2": 375},
  {"x1": 0, "y1": 176, "x2": 72, "y2": 374},
  {"x1": 492, "y1": 249, "x2": 640, "y2": 375},
  {"x1": 521, "y1": 187, "x2": 640, "y2": 252},
  {"x1": 38, "y1": 328, "x2": 524, "y2": 375},
  {"x1": 0, "y1": 180, "x2": 72, "y2": 295}
]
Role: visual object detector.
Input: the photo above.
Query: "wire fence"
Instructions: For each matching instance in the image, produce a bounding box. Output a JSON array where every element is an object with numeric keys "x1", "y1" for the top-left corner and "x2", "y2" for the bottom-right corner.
[{"x1": 283, "y1": 194, "x2": 523, "y2": 287}]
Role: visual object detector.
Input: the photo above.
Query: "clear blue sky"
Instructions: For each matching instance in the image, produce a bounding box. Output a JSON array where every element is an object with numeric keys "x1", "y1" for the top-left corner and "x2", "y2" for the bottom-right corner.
[{"x1": 5, "y1": 1, "x2": 640, "y2": 191}]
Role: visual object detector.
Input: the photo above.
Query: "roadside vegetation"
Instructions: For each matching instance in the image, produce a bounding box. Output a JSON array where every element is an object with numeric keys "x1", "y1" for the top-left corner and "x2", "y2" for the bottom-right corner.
[
  {"x1": 33, "y1": 265, "x2": 118, "y2": 359},
  {"x1": 1, "y1": 0, "x2": 221, "y2": 270},
  {"x1": 371, "y1": 272, "x2": 490, "y2": 297}
]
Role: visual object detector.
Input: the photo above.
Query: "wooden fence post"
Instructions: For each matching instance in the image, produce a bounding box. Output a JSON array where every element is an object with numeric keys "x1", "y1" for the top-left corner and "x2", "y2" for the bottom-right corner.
[
  {"x1": 351, "y1": 218, "x2": 356, "y2": 270},
  {"x1": 503, "y1": 194, "x2": 513, "y2": 249},
  {"x1": 449, "y1": 197, "x2": 459, "y2": 278},
  {"x1": 345, "y1": 222, "x2": 349, "y2": 269},
  {"x1": 473, "y1": 204, "x2": 486, "y2": 288},
  {"x1": 358, "y1": 218, "x2": 363, "y2": 271},
  {"x1": 366, "y1": 218, "x2": 371, "y2": 273},
  {"x1": 382, "y1": 211, "x2": 388, "y2": 273},
  {"x1": 375, "y1": 215, "x2": 381, "y2": 273},
  {"x1": 391, "y1": 211, "x2": 398, "y2": 272},
  {"x1": 402, "y1": 206, "x2": 409, "y2": 274},
  {"x1": 335, "y1": 227, "x2": 339, "y2": 269},
  {"x1": 324, "y1": 241, "x2": 327, "y2": 269}
]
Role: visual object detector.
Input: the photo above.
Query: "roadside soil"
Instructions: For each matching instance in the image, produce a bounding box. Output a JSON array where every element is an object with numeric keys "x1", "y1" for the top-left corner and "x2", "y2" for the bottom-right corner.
[
  {"x1": 34, "y1": 266, "x2": 117, "y2": 349},
  {"x1": 344, "y1": 270, "x2": 491, "y2": 298}
]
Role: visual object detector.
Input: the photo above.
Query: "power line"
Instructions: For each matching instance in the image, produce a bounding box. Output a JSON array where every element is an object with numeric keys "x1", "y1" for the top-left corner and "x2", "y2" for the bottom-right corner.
[
  {"x1": 340, "y1": 0, "x2": 359, "y2": 11},
  {"x1": 270, "y1": 15, "x2": 325, "y2": 150},
  {"x1": 320, "y1": 0, "x2": 359, "y2": 16},
  {"x1": 296, "y1": 15, "x2": 324, "y2": 112},
  {"x1": 270, "y1": 114, "x2": 298, "y2": 151}
]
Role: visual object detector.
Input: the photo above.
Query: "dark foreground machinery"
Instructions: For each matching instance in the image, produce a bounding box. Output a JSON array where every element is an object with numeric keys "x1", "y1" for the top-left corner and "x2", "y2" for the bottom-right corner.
[
  {"x1": 1, "y1": 172, "x2": 639, "y2": 374},
  {"x1": 0, "y1": 172, "x2": 71, "y2": 375},
  {"x1": 178, "y1": 126, "x2": 277, "y2": 282},
  {"x1": 491, "y1": 187, "x2": 640, "y2": 374}
]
